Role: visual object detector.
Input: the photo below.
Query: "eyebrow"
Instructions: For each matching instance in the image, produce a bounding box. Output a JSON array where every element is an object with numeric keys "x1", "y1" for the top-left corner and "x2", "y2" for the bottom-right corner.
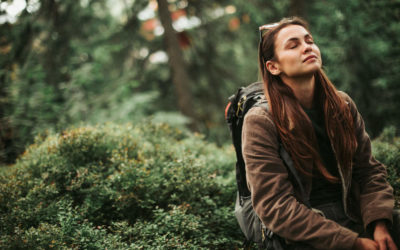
[{"x1": 284, "y1": 34, "x2": 313, "y2": 46}]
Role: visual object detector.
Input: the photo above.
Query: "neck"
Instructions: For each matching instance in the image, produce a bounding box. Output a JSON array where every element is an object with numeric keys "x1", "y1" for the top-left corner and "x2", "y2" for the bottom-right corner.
[{"x1": 281, "y1": 74, "x2": 315, "y2": 109}]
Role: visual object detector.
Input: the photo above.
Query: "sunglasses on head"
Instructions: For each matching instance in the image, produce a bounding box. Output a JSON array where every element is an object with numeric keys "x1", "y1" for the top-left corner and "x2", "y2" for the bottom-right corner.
[
  {"x1": 258, "y1": 22, "x2": 279, "y2": 41},
  {"x1": 259, "y1": 22, "x2": 279, "y2": 62}
]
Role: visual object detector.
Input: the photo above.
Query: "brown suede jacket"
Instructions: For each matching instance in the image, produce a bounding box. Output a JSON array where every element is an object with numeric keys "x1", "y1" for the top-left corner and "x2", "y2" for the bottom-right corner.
[{"x1": 242, "y1": 91, "x2": 394, "y2": 249}]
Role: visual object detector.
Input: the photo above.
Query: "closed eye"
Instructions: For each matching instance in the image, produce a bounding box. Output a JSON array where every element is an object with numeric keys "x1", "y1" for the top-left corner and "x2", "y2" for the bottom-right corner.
[
  {"x1": 287, "y1": 41, "x2": 299, "y2": 49},
  {"x1": 305, "y1": 35, "x2": 314, "y2": 44}
]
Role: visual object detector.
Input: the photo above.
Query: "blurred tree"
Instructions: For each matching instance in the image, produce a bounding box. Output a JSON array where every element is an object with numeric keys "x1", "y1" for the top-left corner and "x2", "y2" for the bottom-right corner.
[
  {"x1": 0, "y1": 3, "x2": 38, "y2": 163},
  {"x1": 1, "y1": 0, "x2": 103, "y2": 162},
  {"x1": 0, "y1": 0, "x2": 153, "y2": 162},
  {"x1": 182, "y1": 0, "x2": 291, "y2": 142},
  {"x1": 156, "y1": 0, "x2": 196, "y2": 130},
  {"x1": 1, "y1": 0, "x2": 399, "y2": 163},
  {"x1": 309, "y1": 0, "x2": 400, "y2": 136}
]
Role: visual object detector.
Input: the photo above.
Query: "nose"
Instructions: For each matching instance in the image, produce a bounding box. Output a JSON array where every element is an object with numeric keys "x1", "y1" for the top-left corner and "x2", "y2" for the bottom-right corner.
[{"x1": 303, "y1": 42, "x2": 312, "y2": 54}]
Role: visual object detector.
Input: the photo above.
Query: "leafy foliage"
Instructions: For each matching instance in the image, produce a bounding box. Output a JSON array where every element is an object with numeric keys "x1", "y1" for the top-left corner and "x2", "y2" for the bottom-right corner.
[
  {"x1": 1, "y1": 0, "x2": 399, "y2": 248},
  {"x1": 0, "y1": 121, "x2": 399, "y2": 248},
  {"x1": 0, "y1": 121, "x2": 241, "y2": 249},
  {"x1": 1, "y1": 0, "x2": 400, "y2": 163},
  {"x1": 309, "y1": 0, "x2": 400, "y2": 136},
  {"x1": 372, "y1": 126, "x2": 400, "y2": 208}
]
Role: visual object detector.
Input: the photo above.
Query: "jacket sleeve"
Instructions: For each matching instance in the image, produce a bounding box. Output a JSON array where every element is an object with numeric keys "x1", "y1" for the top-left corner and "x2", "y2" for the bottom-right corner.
[
  {"x1": 346, "y1": 94, "x2": 394, "y2": 230},
  {"x1": 242, "y1": 107, "x2": 358, "y2": 250}
]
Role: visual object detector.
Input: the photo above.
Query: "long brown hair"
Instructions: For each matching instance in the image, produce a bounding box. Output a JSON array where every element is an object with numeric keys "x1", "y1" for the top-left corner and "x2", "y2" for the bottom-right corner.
[{"x1": 259, "y1": 17, "x2": 357, "y2": 182}]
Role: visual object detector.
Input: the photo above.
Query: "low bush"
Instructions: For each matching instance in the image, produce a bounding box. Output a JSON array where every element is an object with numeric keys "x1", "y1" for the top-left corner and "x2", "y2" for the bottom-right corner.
[
  {"x1": 0, "y1": 121, "x2": 241, "y2": 249},
  {"x1": 372, "y1": 126, "x2": 400, "y2": 208},
  {"x1": 0, "y1": 122, "x2": 398, "y2": 249}
]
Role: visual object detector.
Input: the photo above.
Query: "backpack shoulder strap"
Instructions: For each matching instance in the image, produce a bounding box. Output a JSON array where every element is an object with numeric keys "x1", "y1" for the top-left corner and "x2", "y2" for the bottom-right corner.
[
  {"x1": 279, "y1": 145, "x2": 310, "y2": 208},
  {"x1": 253, "y1": 98, "x2": 268, "y2": 110}
]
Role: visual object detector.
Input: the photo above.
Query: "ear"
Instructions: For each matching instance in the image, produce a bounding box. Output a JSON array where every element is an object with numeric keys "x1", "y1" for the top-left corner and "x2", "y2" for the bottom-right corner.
[{"x1": 266, "y1": 60, "x2": 281, "y2": 75}]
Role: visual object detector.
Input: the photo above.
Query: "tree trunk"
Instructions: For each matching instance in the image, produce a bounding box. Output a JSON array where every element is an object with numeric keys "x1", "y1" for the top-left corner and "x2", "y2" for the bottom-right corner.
[
  {"x1": 0, "y1": 75, "x2": 14, "y2": 163},
  {"x1": 0, "y1": 21, "x2": 33, "y2": 163},
  {"x1": 156, "y1": 0, "x2": 197, "y2": 130}
]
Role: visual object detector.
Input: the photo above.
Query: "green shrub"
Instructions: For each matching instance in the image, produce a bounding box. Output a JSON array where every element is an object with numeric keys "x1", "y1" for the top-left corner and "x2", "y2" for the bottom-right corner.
[
  {"x1": 1, "y1": 122, "x2": 398, "y2": 249},
  {"x1": 0, "y1": 122, "x2": 241, "y2": 249},
  {"x1": 372, "y1": 126, "x2": 400, "y2": 208}
]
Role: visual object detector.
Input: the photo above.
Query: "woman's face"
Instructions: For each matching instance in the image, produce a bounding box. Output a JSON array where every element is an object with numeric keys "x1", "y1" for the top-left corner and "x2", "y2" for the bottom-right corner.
[{"x1": 267, "y1": 24, "x2": 322, "y2": 78}]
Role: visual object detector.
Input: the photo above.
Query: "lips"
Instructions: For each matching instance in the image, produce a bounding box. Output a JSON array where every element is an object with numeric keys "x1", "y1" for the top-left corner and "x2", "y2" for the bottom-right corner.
[{"x1": 303, "y1": 55, "x2": 317, "y2": 62}]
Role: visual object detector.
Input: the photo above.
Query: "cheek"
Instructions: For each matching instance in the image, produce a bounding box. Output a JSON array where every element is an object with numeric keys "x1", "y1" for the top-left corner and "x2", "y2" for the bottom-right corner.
[
  {"x1": 315, "y1": 47, "x2": 322, "y2": 65},
  {"x1": 283, "y1": 54, "x2": 301, "y2": 73},
  {"x1": 314, "y1": 45, "x2": 321, "y2": 57},
  {"x1": 279, "y1": 52, "x2": 298, "y2": 66}
]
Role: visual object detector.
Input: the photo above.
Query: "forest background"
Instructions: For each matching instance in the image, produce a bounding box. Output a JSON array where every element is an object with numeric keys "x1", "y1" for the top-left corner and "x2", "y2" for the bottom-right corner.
[
  {"x1": 0, "y1": 0, "x2": 400, "y2": 248},
  {"x1": 2, "y1": 0, "x2": 400, "y2": 162}
]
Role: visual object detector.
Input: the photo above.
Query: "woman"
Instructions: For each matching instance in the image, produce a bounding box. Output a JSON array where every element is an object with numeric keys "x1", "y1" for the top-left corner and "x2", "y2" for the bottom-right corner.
[{"x1": 242, "y1": 17, "x2": 397, "y2": 249}]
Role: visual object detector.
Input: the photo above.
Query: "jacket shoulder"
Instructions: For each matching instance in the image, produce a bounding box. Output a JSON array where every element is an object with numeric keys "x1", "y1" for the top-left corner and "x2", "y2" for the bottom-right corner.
[
  {"x1": 337, "y1": 90, "x2": 358, "y2": 115},
  {"x1": 337, "y1": 90, "x2": 352, "y2": 103},
  {"x1": 337, "y1": 91, "x2": 355, "y2": 105},
  {"x1": 246, "y1": 105, "x2": 272, "y2": 120},
  {"x1": 245, "y1": 105, "x2": 275, "y2": 126},
  {"x1": 242, "y1": 106, "x2": 279, "y2": 145}
]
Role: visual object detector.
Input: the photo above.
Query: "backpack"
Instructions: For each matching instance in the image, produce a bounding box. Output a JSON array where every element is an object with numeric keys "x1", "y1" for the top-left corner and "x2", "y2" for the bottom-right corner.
[{"x1": 225, "y1": 81, "x2": 309, "y2": 249}]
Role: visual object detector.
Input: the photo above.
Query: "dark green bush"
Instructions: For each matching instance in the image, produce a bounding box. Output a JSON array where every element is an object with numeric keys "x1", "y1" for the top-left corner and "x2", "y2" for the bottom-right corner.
[
  {"x1": 372, "y1": 126, "x2": 400, "y2": 208},
  {"x1": 1, "y1": 122, "x2": 398, "y2": 249},
  {"x1": 0, "y1": 122, "x2": 241, "y2": 249}
]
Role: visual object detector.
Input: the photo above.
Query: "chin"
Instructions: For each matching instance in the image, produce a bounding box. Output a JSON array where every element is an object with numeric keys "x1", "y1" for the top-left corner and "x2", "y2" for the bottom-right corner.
[
  {"x1": 305, "y1": 65, "x2": 321, "y2": 74},
  {"x1": 284, "y1": 65, "x2": 322, "y2": 78},
  {"x1": 293, "y1": 69, "x2": 320, "y2": 78}
]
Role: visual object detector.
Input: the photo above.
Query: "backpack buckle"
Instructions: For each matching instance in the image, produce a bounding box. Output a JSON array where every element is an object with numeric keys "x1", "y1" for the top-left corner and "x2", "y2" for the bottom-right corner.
[{"x1": 236, "y1": 96, "x2": 247, "y2": 117}]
